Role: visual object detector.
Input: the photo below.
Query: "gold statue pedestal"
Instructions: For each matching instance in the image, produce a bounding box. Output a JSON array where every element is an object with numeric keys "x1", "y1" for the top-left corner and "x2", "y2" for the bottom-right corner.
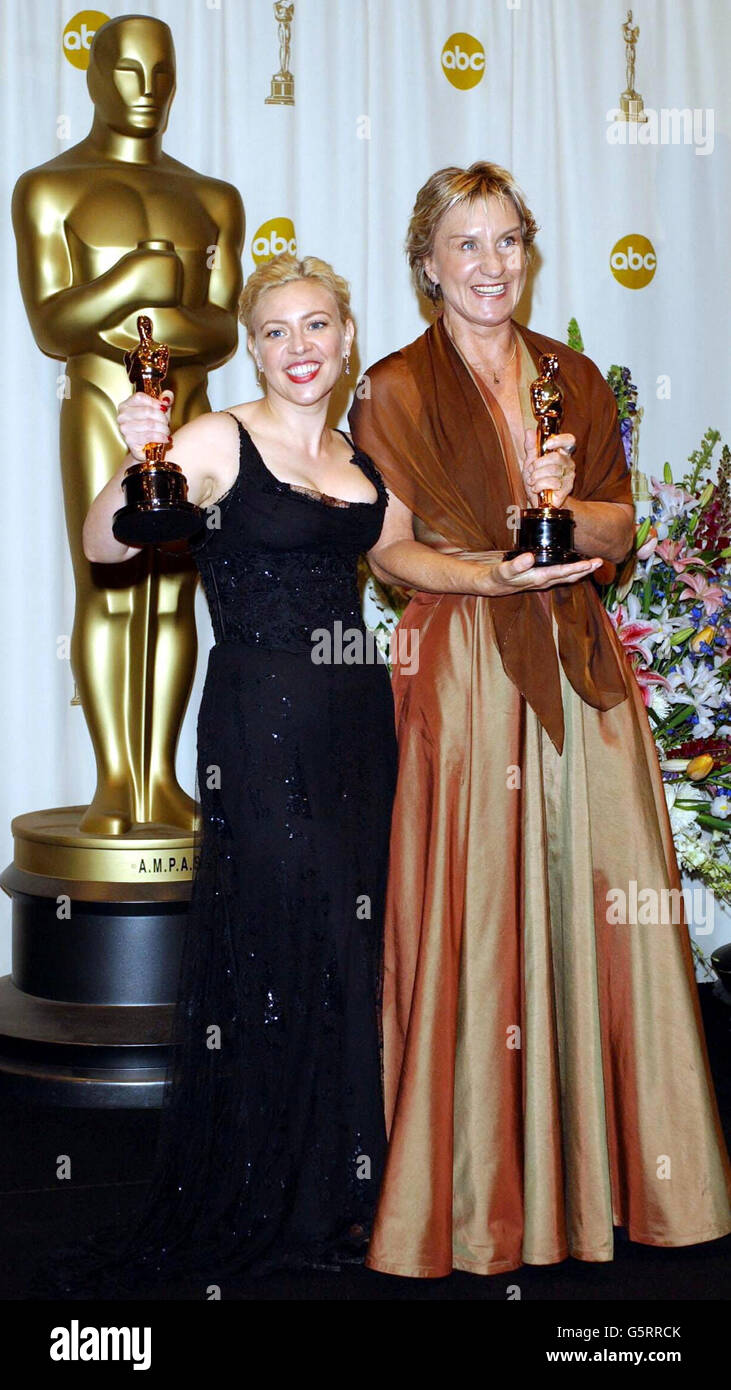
[
  {"x1": 617, "y1": 89, "x2": 648, "y2": 122},
  {"x1": 265, "y1": 71, "x2": 294, "y2": 104},
  {"x1": 631, "y1": 464, "x2": 651, "y2": 502},
  {"x1": 0, "y1": 808, "x2": 197, "y2": 1107}
]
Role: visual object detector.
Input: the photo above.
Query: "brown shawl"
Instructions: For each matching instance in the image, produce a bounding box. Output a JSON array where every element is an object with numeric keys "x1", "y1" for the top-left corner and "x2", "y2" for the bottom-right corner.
[{"x1": 348, "y1": 314, "x2": 634, "y2": 753}]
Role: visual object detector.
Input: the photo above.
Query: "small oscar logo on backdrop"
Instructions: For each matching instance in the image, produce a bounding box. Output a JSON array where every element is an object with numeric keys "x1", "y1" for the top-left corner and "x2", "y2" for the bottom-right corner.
[
  {"x1": 252, "y1": 217, "x2": 297, "y2": 264},
  {"x1": 62, "y1": 10, "x2": 109, "y2": 68},
  {"x1": 617, "y1": 8, "x2": 647, "y2": 122},
  {"x1": 266, "y1": 1, "x2": 295, "y2": 105},
  {"x1": 441, "y1": 32, "x2": 485, "y2": 90},
  {"x1": 610, "y1": 234, "x2": 657, "y2": 289}
]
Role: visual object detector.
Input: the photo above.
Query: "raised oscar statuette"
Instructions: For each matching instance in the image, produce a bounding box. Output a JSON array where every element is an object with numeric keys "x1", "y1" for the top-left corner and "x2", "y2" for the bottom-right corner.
[{"x1": 113, "y1": 310, "x2": 203, "y2": 545}]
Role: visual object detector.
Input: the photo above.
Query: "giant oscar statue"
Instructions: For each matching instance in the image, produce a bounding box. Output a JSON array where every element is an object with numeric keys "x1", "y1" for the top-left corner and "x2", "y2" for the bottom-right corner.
[{"x1": 0, "y1": 15, "x2": 244, "y2": 1105}]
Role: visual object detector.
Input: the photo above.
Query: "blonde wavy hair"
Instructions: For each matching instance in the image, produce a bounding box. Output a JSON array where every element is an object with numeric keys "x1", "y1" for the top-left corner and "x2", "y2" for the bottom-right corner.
[
  {"x1": 238, "y1": 253, "x2": 353, "y2": 333},
  {"x1": 406, "y1": 161, "x2": 539, "y2": 303}
]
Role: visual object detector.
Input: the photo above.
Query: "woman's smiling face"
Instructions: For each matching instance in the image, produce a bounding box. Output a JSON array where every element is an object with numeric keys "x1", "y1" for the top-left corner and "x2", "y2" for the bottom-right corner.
[
  {"x1": 249, "y1": 279, "x2": 353, "y2": 406},
  {"x1": 423, "y1": 194, "x2": 528, "y2": 330}
]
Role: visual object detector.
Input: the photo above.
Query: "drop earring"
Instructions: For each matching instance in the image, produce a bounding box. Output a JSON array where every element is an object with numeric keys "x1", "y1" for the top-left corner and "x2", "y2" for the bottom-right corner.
[{"x1": 343, "y1": 352, "x2": 351, "y2": 376}]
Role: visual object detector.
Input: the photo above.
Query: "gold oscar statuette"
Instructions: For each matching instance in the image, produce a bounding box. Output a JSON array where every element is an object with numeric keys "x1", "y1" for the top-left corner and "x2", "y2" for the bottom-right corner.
[
  {"x1": 113, "y1": 306, "x2": 203, "y2": 544},
  {"x1": 504, "y1": 353, "x2": 578, "y2": 566},
  {"x1": 11, "y1": 11, "x2": 244, "y2": 836},
  {"x1": 617, "y1": 8, "x2": 648, "y2": 123},
  {"x1": 266, "y1": 1, "x2": 295, "y2": 105}
]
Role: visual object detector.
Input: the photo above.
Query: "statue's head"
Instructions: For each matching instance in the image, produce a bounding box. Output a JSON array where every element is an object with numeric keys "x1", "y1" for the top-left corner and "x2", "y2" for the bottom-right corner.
[{"x1": 87, "y1": 15, "x2": 176, "y2": 138}]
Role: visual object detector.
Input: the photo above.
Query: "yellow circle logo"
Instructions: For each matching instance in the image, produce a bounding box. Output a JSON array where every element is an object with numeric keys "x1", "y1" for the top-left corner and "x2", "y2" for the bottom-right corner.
[
  {"x1": 251, "y1": 218, "x2": 297, "y2": 266},
  {"x1": 610, "y1": 234, "x2": 657, "y2": 289},
  {"x1": 441, "y1": 32, "x2": 485, "y2": 89},
  {"x1": 62, "y1": 10, "x2": 110, "y2": 69}
]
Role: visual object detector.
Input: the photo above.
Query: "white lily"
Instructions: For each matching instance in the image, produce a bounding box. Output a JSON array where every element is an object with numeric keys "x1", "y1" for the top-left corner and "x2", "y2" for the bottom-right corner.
[{"x1": 664, "y1": 658, "x2": 724, "y2": 709}]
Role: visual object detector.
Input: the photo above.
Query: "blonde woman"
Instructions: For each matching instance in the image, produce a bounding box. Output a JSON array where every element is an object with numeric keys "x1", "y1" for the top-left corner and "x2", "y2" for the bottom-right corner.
[{"x1": 42, "y1": 255, "x2": 397, "y2": 1294}]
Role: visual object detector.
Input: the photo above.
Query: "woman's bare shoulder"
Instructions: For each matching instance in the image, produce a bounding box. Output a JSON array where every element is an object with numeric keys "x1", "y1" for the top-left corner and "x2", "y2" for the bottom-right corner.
[
  {"x1": 169, "y1": 403, "x2": 257, "y2": 456},
  {"x1": 170, "y1": 408, "x2": 235, "y2": 445},
  {"x1": 223, "y1": 401, "x2": 260, "y2": 425},
  {"x1": 165, "y1": 409, "x2": 241, "y2": 494}
]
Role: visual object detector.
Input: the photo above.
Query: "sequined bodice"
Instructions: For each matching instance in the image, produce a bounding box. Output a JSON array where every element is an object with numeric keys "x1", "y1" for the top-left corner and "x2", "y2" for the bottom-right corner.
[{"x1": 189, "y1": 416, "x2": 388, "y2": 652}]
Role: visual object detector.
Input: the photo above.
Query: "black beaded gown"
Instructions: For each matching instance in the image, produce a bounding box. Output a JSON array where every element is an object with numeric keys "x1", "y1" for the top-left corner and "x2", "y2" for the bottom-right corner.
[{"x1": 33, "y1": 418, "x2": 397, "y2": 1297}]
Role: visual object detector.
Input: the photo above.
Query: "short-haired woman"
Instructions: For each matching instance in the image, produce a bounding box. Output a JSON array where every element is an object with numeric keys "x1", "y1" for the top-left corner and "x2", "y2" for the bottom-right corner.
[
  {"x1": 350, "y1": 162, "x2": 731, "y2": 1279},
  {"x1": 43, "y1": 255, "x2": 397, "y2": 1293}
]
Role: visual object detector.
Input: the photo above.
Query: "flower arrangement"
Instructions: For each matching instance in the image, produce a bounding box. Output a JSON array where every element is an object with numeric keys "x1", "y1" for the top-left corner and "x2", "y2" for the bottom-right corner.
[{"x1": 602, "y1": 430, "x2": 731, "y2": 905}]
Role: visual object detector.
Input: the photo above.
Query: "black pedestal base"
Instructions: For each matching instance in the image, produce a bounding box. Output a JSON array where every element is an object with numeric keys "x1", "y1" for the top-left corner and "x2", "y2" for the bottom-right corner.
[
  {"x1": 0, "y1": 882, "x2": 187, "y2": 1108},
  {"x1": 0, "y1": 977, "x2": 173, "y2": 1107}
]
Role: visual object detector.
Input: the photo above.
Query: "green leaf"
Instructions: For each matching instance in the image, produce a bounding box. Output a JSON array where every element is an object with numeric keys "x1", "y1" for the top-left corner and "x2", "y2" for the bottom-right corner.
[
  {"x1": 566, "y1": 317, "x2": 584, "y2": 352},
  {"x1": 635, "y1": 516, "x2": 652, "y2": 548},
  {"x1": 696, "y1": 813, "x2": 731, "y2": 832},
  {"x1": 662, "y1": 703, "x2": 695, "y2": 731}
]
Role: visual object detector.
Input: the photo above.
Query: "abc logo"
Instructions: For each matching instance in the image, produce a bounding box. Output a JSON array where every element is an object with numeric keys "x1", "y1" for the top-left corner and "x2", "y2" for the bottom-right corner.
[
  {"x1": 610, "y1": 234, "x2": 657, "y2": 289},
  {"x1": 62, "y1": 10, "x2": 109, "y2": 70},
  {"x1": 441, "y1": 32, "x2": 486, "y2": 90},
  {"x1": 251, "y1": 218, "x2": 297, "y2": 266}
]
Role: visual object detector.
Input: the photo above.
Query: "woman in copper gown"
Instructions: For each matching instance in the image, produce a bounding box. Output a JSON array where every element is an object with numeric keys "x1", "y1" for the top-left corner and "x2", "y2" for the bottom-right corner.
[{"x1": 349, "y1": 161, "x2": 731, "y2": 1278}]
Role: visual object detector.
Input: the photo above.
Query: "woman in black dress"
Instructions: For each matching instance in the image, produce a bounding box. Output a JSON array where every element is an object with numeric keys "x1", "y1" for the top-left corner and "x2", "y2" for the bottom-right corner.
[{"x1": 44, "y1": 254, "x2": 397, "y2": 1294}]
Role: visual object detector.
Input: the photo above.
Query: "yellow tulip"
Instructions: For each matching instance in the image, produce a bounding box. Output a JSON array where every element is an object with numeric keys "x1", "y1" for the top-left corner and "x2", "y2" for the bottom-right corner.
[
  {"x1": 690, "y1": 626, "x2": 715, "y2": 653},
  {"x1": 687, "y1": 754, "x2": 714, "y2": 781}
]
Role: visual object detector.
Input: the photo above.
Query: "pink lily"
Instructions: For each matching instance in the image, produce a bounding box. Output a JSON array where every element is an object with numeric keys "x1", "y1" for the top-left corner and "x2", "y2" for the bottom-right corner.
[
  {"x1": 637, "y1": 532, "x2": 658, "y2": 560},
  {"x1": 650, "y1": 478, "x2": 695, "y2": 516},
  {"x1": 678, "y1": 572, "x2": 725, "y2": 615},
  {"x1": 631, "y1": 668, "x2": 672, "y2": 709},
  {"x1": 655, "y1": 538, "x2": 709, "y2": 573},
  {"x1": 612, "y1": 604, "x2": 658, "y2": 666}
]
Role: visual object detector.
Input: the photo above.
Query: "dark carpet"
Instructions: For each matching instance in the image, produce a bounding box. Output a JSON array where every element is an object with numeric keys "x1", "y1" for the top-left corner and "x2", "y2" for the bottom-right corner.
[{"x1": 2, "y1": 983, "x2": 729, "y2": 1302}]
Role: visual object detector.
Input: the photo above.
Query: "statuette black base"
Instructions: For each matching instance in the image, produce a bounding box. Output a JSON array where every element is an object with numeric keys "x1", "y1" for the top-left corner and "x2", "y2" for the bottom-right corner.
[
  {"x1": 504, "y1": 506, "x2": 577, "y2": 567},
  {"x1": 112, "y1": 463, "x2": 203, "y2": 544}
]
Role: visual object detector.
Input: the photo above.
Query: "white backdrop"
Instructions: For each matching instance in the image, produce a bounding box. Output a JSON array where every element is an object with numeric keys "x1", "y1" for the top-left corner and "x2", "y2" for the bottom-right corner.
[{"x1": 1, "y1": 0, "x2": 729, "y2": 971}]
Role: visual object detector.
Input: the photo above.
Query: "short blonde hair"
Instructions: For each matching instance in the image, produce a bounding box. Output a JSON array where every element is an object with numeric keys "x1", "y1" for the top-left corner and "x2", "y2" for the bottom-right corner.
[
  {"x1": 406, "y1": 161, "x2": 539, "y2": 303},
  {"x1": 238, "y1": 253, "x2": 353, "y2": 333}
]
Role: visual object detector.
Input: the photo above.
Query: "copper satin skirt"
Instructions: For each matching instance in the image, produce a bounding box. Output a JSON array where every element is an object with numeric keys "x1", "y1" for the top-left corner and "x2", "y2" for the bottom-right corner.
[{"x1": 367, "y1": 580, "x2": 731, "y2": 1278}]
